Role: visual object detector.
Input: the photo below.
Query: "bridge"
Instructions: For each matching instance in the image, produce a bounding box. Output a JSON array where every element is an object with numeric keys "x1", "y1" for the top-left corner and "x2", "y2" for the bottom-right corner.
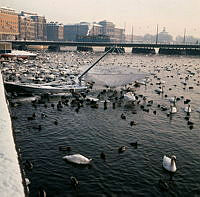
[
  {"x1": 2, "y1": 40, "x2": 200, "y2": 55},
  {"x1": 3, "y1": 40, "x2": 200, "y2": 48}
]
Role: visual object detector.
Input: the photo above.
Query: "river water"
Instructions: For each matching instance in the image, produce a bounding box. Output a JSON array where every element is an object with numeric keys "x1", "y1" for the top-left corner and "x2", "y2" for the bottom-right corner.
[{"x1": 9, "y1": 51, "x2": 200, "y2": 197}]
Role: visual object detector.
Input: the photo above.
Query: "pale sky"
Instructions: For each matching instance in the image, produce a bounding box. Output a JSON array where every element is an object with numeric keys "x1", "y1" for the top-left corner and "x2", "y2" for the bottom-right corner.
[{"x1": 2, "y1": 0, "x2": 200, "y2": 38}]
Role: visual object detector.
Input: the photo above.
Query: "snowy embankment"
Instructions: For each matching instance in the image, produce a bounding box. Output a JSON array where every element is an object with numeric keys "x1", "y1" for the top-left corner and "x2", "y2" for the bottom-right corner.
[{"x1": 0, "y1": 73, "x2": 25, "y2": 197}]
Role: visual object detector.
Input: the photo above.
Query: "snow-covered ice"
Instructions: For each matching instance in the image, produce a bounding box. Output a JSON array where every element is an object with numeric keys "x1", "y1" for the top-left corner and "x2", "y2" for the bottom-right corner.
[{"x1": 0, "y1": 73, "x2": 25, "y2": 197}]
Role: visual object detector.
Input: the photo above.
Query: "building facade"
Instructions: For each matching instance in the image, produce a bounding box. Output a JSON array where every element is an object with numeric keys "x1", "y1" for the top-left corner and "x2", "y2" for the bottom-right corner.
[
  {"x1": 30, "y1": 15, "x2": 47, "y2": 40},
  {"x1": 0, "y1": 7, "x2": 19, "y2": 40},
  {"x1": 64, "y1": 21, "x2": 124, "y2": 42},
  {"x1": 114, "y1": 28, "x2": 125, "y2": 42},
  {"x1": 18, "y1": 14, "x2": 35, "y2": 40},
  {"x1": 98, "y1": 20, "x2": 125, "y2": 42},
  {"x1": 88, "y1": 23, "x2": 103, "y2": 36},
  {"x1": 47, "y1": 22, "x2": 64, "y2": 41},
  {"x1": 99, "y1": 20, "x2": 115, "y2": 39},
  {"x1": 64, "y1": 22, "x2": 90, "y2": 41},
  {"x1": 158, "y1": 27, "x2": 173, "y2": 43}
]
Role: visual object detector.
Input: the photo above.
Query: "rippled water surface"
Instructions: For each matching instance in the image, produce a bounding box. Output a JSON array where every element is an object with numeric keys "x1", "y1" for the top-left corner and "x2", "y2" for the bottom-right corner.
[{"x1": 9, "y1": 52, "x2": 200, "y2": 197}]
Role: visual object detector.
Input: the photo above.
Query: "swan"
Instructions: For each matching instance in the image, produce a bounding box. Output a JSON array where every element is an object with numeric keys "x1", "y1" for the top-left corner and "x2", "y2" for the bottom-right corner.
[
  {"x1": 155, "y1": 86, "x2": 164, "y2": 94},
  {"x1": 196, "y1": 107, "x2": 200, "y2": 113},
  {"x1": 168, "y1": 96, "x2": 176, "y2": 104},
  {"x1": 170, "y1": 105, "x2": 177, "y2": 114},
  {"x1": 124, "y1": 92, "x2": 136, "y2": 102},
  {"x1": 163, "y1": 155, "x2": 176, "y2": 172},
  {"x1": 184, "y1": 105, "x2": 192, "y2": 113},
  {"x1": 63, "y1": 154, "x2": 92, "y2": 164}
]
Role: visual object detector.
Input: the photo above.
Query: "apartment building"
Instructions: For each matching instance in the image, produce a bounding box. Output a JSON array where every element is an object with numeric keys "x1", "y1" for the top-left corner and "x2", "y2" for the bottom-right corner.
[{"x1": 0, "y1": 7, "x2": 19, "y2": 40}]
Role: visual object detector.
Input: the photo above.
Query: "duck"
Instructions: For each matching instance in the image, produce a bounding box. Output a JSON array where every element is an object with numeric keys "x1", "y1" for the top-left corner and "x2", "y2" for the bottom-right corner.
[
  {"x1": 118, "y1": 146, "x2": 127, "y2": 153},
  {"x1": 162, "y1": 155, "x2": 176, "y2": 172},
  {"x1": 184, "y1": 104, "x2": 192, "y2": 113},
  {"x1": 121, "y1": 113, "x2": 126, "y2": 120},
  {"x1": 130, "y1": 141, "x2": 138, "y2": 148},
  {"x1": 24, "y1": 160, "x2": 33, "y2": 170},
  {"x1": 100, "y1": 152, "x2": 106, "y2": 160},
  {"x1": 54, "y1": 120, "x2": 58, "y2": 125},
  {"x1": 59, "y1": 146, "x2": 71, "y2": 151},
  {"x1": 38, "y1": 186, "x2": 46, "y2": 197},
  {"x1": 63, "y1": 154, "x2": 92, "y2": 164},
  {"x1": 71, "y1": 176, "x2": 79, "y2": 188},
  {"x1": 130, "y1": 121, "x2": 137, "y2": 126}
]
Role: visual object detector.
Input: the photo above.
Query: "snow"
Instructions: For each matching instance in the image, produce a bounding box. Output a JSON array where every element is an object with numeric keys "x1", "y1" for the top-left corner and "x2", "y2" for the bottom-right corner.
[
  {"x1": 7, "y1": 50, "x2": 36, "y2": 56},
  {"x1": 0, "y1": 73, "x2": 25, "y2": 197}
]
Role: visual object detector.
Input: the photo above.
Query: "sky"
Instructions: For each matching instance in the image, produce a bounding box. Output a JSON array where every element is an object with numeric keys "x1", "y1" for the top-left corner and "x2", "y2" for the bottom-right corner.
[{"x1": 2, "y1": 0, "x2": 200, "y2": 38}]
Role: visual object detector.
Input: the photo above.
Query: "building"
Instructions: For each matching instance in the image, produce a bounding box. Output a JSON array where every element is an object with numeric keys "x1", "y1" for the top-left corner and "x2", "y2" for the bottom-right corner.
[
  {"x1": 77, "y1": 34, "x2": 110, "y2": 42},
  {"x1": 57, "y1": 24, "x2": 64, "y2": 41},
  {"x1": 18, "y1": 14, "x2": 35, "y2": 40},
  {"x1": 30, "y1": 15, "x2": 47, "y2": 40},
  {"x1": 114, "y1": 28, "x2": 125, "y2": 42},
  {"x1": 64, "y1": 22, "x2": 90, "y2": 41},
  {"x1": 0, "y1": 7, "x2": 19, "y2": 40},
  {"x1": 98, "y1": 20, "x2": 125, "y2": 42},
  {"x1": 99, "y1": 20, "x2": 115, "y2": 39},
  {"x1": 64, "y1": 20, "x2": 125, "y2": 42},
  {"x1": 19, "y1": 11, "x2": 47, "y2": 40},
  {"x1": 158, "y1": 27, "x2": 173, "y2": 43},
  {"x1": 88, "y1": 23, "x2": 103, "y2": 36},
  {"x1": 46, "y1": 22, "x2": 64, "y2": 41}
]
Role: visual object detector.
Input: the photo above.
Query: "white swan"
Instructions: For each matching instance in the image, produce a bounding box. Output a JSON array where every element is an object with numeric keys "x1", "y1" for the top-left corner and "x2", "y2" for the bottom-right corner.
[
  {"x1": 170, "y1": 105, "x2": 177, "y2": 114},
  {"x1": 124, "y1": 92, "x2": 136, "y2": 102},
  {"x1": 168, "y1": 96, "x2": 176, "y2": 103},
  {"x1": 155, "y1": 86, "x2": 164, "y2": 94},
  {"x1": 85, "y1": 96, "x2": 99, "y2": 102},
  {"x1": 196, "y1": 107, "x2": 200, "y2": 113},
  {"x1": 163, "y1": 155, "x2": 177, "y2": 172},
  {"x1": 63, "y1": 154, "x2": 92, "y2": 164},
  {"x1": 184, "y1": 105, "x2": 192, "y2": 113}
]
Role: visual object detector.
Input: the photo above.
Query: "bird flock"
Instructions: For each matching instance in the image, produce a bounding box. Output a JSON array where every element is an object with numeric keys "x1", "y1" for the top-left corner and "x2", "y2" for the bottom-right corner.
[{"x1": 2, "y1": 50, "x2": 200, "y2": 196}]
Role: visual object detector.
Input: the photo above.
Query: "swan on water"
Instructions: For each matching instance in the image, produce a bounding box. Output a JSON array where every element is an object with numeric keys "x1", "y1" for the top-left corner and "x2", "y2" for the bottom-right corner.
[
  {"x1": 184, "y1": 104, "x2": 192, "y2": 113},
  {"x1": 155, "y1": 86, "x2": 164, "y2": 94},
  {"x1": 124, "y1": 92, "x2": 136, "y2": 102},
  {"x1": 63, "y1": 154, "x2": 92, "y2": 164},
  {"x1": 168, "y1": 96, "x2": 176, "y2": 104},
  {"x1": 163, "y1": 155, "x2": 177, "y2": 172},
  {"x1": 196, "y1": 107, "x2": 200, "y2": 113},
  {"x1": 170, "y1": 105, "x2": 177, "y2": 114}
]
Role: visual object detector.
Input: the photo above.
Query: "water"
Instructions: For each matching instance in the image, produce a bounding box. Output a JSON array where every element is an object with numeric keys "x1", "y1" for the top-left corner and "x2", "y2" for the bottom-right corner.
[{"x1": 9, "y1": 52, "x2": 200, "y2": 197}]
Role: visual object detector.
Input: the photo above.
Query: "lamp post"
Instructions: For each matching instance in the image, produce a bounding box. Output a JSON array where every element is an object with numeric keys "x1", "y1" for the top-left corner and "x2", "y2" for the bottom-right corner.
[{"x1": 155, "y1": 24, "x2": 159, "y2": 45}]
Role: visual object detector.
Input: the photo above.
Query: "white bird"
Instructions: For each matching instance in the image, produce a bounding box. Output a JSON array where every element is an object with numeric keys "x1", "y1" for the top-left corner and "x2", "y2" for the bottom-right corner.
[
  {"x1": 63, "y1": 154, "x2": 92, "y2": 164},
  {"x1": 184, "y1": 105, "x2": 192, "y2": 113},
  {"x1": 170, "y1": 105, "x2": 177, "y2": 114},
  {"x1": 168, "y1": 96, "x2": 176, "y2": 104},
  {"x1": 25, "y1": 178, "x2": 31, "y2": 186},
  {"x1": 196, "y1": 107, "x2": 200, "y2": 113},
  {"x1": 163, "y1": 155, "x2": 177, "y2": 172},
  {"x1": 155, "y1": 86, "x2": 164, "y2": 94},
  {"x1": 124, "y1": 92, "x2": 136, "y2": 102}
]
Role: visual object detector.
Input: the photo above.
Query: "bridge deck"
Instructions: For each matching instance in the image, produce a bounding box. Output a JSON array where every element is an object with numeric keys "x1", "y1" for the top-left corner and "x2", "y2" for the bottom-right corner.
[{"x1": 4, "y1": 40, "x2": 200, "y2": 49}]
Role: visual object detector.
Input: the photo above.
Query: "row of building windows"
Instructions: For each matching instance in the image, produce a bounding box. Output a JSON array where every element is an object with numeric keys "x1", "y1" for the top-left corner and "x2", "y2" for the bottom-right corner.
[{"x1": 0, "y1": 20, "x2": 18, "y2": 25}]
